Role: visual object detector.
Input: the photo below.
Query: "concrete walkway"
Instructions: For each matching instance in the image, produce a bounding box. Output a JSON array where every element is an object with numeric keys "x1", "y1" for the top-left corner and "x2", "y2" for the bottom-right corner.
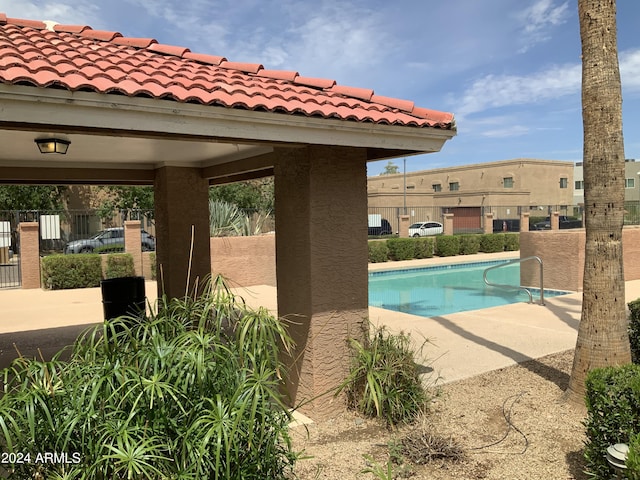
[{"x1": 1, "y1": 254, "x2": 640, "y2": 385}]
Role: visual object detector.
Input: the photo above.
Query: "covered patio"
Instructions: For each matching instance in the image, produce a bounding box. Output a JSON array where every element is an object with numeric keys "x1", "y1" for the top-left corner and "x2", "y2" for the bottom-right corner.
[{"x1": 0, "y1": 13, "x2": 455, "y2": 416}]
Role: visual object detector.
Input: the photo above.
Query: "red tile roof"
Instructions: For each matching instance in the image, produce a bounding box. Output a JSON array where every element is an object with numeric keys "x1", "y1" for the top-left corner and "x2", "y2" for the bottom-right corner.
[{"x1": 0, "y1": 13, "x2": 455, "y2": 129}]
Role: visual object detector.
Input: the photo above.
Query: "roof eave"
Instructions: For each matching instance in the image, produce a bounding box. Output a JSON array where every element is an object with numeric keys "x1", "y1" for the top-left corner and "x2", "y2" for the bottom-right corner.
[{"x1": 0, "y1": 84, "x2": 456, "y2": 155}]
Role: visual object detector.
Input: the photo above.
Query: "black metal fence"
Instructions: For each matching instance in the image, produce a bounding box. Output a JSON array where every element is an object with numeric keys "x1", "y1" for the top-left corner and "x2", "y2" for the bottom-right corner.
[
  {"x1": 368, "y1": 202, "x2": 639, "y2": 235},
  {"x1": 0, "y1": 209, "x2": 155, "y2": 255}
]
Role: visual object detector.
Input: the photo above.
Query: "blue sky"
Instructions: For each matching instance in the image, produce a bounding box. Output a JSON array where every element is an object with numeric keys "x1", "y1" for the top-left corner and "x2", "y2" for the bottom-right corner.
[{"x1": 2, "y1": 0, "x2": 640, "y2": 176}]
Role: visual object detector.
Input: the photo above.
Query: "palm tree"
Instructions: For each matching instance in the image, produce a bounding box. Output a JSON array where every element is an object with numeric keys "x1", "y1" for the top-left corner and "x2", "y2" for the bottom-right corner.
[{"x1": 566, "y1": 0, "x2": 631, "y2": 403}]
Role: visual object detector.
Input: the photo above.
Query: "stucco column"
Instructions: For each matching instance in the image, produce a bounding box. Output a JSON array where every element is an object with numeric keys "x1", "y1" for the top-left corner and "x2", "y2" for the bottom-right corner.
[
  {"x1": 443, "y1": 213, "x2": 454, "y2": 235},
  {"x1": 484, "y1": 212, "x2": 494, "y2": 234},
  {"x1": 274, "y1": 146, "x2": 368, "y2": 419},
  {"x1": 124, "y1": 220, "x2": 142, "y2": 276},
  {"x1": 154, "y1": 166, "x2": 210, "y2": 299},
  {"x1": 398, "y1": 215, "x2": 410, "y2": 238},
  {"x1": 520, "y1": 212, "x2": 530, "y2": 232},
  {"x1": 19, "y1": 222, "x2": 40, "y2": 289},
  {"x1": 551, "y1": 211, "x2": 560, "y2": 230}
]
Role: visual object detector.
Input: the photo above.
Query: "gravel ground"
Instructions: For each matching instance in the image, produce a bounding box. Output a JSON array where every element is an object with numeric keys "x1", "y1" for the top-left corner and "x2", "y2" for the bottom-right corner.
[{"x1": 291, "y1": 349, "x2": 589, "y2": 480}]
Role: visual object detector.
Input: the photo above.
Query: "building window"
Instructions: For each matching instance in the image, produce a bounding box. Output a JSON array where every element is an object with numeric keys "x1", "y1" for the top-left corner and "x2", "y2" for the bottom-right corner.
[
  {"x1": 559, "y1": 178, "x2": 568, "y2": 188},
  {"x1": 575, "y1": 180, "x2": 584, "y2": 190},
  {"x1": 503, "y1": 177, "x2": 514, "y2": 188},
  {"x1": 432, "y1": 184, "x2": 442, "y2": 192},
  {"x1": 626, "y1": 178, "x2": 635, "y2": 188},
  {"x1": 449, "y1": 182, "x2": 459, "y2": 191}
]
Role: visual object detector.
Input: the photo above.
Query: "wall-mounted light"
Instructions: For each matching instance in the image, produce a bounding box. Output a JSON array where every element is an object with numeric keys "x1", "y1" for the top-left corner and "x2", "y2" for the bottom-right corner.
[{"x1": 34, "y1": 138, "x2": 70, "y2": 154}]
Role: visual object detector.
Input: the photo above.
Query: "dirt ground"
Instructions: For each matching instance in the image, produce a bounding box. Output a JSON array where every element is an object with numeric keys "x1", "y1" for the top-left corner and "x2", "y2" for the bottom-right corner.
[{"x1": 291, "y1": 349, "x2": 590, "y2": 480}]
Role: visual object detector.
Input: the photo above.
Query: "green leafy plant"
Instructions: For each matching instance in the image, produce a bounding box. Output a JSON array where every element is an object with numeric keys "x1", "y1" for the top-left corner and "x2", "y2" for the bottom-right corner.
[
  {"x1": 584, "y1": 364, "x2": 640, "y2": 479},
  {"x1": 209, "y1": 199, "x2": 271, "y2": 237},
  {"x1": 337, "y1": 324, "x2": 432, "y2": 427},
  {"x1": 105, "y1": 253, "x2": 135, "y2": 279},
  {"x1": 41, "y1": 254, "x2": 102, "y2": 289},
  {"x1": 629, "y1": 298, "x2": 640, "y2": 364},
  {"x1": 0, "y1": 275, "x2": 299, "y2": 479},
  {"x1": 504, "y1": 233, "x2": 520, "y2": 251},
  {"x1": 386, "y1": 238, "x2": 415, "y2": 261},
  {"x1": 479, "y1": 233, "x2": 506, "y2": 253},
  {"x1": 458, "y1": 234, "x2": 480, "y2": 255},
  {"x1": 414, "y1": 237, "x2": 435, "y2": 259},
  {"x1": 368, "y1": 241, "x2": 389, "y2": 263},
  {"x1": 361, "y1": 454, "x2": 394, "y2": 480},
  {"x1": 434, "y1": 235, "x2": 460, "y2": 257}
]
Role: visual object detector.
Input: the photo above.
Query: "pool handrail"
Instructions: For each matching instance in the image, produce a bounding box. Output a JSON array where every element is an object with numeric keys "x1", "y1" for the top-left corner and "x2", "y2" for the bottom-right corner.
[{"x1": 483, "y1": 256, "x2": 545, "y2": 306}]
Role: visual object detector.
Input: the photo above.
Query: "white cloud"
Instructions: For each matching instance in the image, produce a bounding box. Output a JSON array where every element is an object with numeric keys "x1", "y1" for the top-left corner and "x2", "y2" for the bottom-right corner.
[
  {"x1": 454, "y1": 63, "x2": 581, "y2": 117},
  {"x1": 481, "y1": 125, "x2": 530, "y2": 138},
  {"x1": 0, "y1": 1, "x2": 98, "y2": 25},
  {"x1": 516, "y1": 0, "x2": 570, "y2": 53},
  {"x1": 621, "y1": 49, "x2": 640, "y2": 91}
]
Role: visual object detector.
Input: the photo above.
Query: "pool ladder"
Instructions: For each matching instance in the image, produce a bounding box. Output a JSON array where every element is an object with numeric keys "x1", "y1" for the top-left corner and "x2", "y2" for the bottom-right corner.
[{"x1": 483, "y1": 256, "x2": 545, "y2": 306}]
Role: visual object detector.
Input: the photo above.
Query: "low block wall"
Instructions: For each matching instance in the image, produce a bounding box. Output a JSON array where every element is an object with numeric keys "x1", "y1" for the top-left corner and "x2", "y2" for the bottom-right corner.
[
  {"x1": 520, "y1": 226, "x2": 640, "y2": 292},
  {"x1": 210, "y1": 234, "x2": 276, "y2": 287}
]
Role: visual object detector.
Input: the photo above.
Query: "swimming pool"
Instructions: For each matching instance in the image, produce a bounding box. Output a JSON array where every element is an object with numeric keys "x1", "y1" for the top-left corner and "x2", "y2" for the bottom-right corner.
[{"x1": 369, "y1": 260, "x2": 568, "y2": 318}]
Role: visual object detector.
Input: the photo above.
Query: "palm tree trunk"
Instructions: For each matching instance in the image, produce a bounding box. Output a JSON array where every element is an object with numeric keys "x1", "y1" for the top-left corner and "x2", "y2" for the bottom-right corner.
[{"x1": 565, "y1": 0, "x2": 631, "y2": 404}]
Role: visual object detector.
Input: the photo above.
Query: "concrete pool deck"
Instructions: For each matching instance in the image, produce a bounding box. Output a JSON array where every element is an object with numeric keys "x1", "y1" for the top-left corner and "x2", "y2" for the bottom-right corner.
[{"x1": 2, "y1": 251, "x2": 640, "y2": 387}]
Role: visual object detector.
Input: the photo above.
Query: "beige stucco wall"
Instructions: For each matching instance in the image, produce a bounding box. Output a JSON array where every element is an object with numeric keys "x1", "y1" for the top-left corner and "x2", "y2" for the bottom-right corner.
[
  {"x1": 210, "y1": 234, "x2": 276, "y2": 287},
  {"x1": 368, "y1": 158, "x2": 574, "y2": 210},
  {"x1": 520, "y1": 226, "x2": 640, "y2": 292}
]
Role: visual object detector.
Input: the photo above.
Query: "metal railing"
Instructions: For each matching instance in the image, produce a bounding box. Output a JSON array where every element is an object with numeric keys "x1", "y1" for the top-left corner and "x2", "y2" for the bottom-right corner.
[{"x1": 483, "y1": 256, "x2": 545, "y2": 305}]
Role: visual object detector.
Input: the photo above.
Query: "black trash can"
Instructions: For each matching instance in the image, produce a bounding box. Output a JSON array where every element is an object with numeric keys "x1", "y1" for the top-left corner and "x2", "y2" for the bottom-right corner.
[{"x1": 100, "y1": 276, "x2": 146, "y2": 322}]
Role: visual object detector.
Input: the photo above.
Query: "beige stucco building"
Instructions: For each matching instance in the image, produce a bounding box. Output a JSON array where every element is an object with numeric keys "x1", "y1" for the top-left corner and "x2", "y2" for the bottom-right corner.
[{"x1": 368, "y1": 158, "x2": 575, "y2": 231}]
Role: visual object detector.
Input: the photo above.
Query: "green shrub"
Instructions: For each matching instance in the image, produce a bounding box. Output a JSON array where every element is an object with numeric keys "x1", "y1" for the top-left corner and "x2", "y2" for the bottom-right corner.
[
  {"x1": 414, "y1": 237, "x2": 435, "y2": 259},
  {"x1": 0, "y1": 275, "x2": 298, "y2": 479},
  {"x1": 105, "y1": 253, "x2": 135, "y2": 279},
  {"x1": 387, "y1": 238, "x2": 416, "y2": 261},
  {"x1": 369, "y1": 241, "x2": 390, "y2": 263},
  {"x1": 435, "y1": 235, "x2": 460, "y2": 257},
  {"x1": 338, "y1": 324, "x2": 431, "y2": 427},
  {"x1": 479, "y1": 233, "x2": 506, "y2": 253},
  {"x1": 584, "y1": 365, "x2": 640, "y2": 479},
  {"x1": 458, "y1": 235, "x2": 480, "y2": 255},
  {"x1": 41, "y1": 254, "x2": 102, "y2": 290},
  {"x1": 629, "y1": 299, "x2": 640, "y2": 364},
  {"x1": 504, "y1": 233, "x2": 520, "y2": 251},
  {"x1": 149, "y1": 251, "x2": 157, "y2": 280}
]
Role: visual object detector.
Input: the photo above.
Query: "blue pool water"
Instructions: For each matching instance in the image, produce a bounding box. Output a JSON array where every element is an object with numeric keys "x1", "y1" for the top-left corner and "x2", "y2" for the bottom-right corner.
[{"x1": 369, "y1": 260, "x2": 568, "y2": 318}]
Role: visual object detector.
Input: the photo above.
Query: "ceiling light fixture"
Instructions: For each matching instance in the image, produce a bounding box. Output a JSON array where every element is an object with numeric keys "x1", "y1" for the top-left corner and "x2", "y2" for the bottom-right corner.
[{"x1": 34, "y1": 138, "x2": 70, "y2": 154}]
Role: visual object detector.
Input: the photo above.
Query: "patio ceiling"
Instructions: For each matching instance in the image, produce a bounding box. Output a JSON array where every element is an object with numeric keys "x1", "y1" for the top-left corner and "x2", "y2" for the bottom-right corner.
[{"x1": 0, "y1": 14, "x2": 456, "y2": 186}]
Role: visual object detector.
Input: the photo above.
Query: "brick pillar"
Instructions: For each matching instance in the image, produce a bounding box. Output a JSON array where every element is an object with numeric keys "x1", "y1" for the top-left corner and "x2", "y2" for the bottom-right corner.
[
  {"x1": 484, "y1": 212, "x2": 494, "y2": 234},
  {"x1": 398, "y1": 215, "x2": 410, "y2": 238},
  {"x1": 551, "y1": 211, "x2": 560, "y2": 230},
  {"x1": 520, "y1": 212, "x2": 530, "y2": 232},
  {"x1": 19, "y1": 222, "x2": 40, "y2": 289},
  {"x1": 124, "y1": 220, "x2": 142, "y2": 276},
  {"x1": 154, "y1": 166, "x2": 210, "y2": 299},
  {"x1": 274, "y1": 145, "x2": 368, "y2": 419},
  {"x1": 443, "y1": 213, "x2": 454, "y2": 235}
]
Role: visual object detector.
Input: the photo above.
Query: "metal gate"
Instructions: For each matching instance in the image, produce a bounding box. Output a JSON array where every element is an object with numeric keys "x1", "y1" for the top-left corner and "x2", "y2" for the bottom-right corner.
[{"x1": 0, "y1": 214, "x2": 20, "y2": 288}]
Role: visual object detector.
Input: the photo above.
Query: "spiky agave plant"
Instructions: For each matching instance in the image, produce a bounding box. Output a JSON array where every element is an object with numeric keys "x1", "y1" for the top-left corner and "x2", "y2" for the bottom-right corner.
[{"x1": 0, "y1": 275, "x2": 298, "y2": 479}]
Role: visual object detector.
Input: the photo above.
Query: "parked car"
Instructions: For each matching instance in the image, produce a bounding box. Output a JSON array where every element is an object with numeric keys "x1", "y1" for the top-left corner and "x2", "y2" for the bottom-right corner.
[
  {"x1": 531, "y1": 216, "x2": 582, "y2": 231},
  {"x1": 408, "y1": 221, "x2": 443, "y2": 237},
  {"x1": 64, "y1": 227, "x2": 155, "y2": 254},
  {"x1": 368, "y1": 218, "x2": 393, "y2": 236}
]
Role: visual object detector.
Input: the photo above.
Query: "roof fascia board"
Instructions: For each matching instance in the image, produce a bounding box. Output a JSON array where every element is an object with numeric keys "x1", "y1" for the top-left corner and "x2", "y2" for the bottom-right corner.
[
  {"x1": 0, "y1": 166, "x2": 155, "y2": 185},
  {"x1": 0, "y1": 85, "x2": 455, "y2": 154}
]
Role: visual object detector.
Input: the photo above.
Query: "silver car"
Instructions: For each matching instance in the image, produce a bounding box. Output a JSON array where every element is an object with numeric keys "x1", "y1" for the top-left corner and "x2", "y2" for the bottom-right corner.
[
  {"x1": 408, "y1": 221, "x2": 443, "y2": 237},
  {"x1": 64, "y1": 227, "x2": 155, "y2": 253}
]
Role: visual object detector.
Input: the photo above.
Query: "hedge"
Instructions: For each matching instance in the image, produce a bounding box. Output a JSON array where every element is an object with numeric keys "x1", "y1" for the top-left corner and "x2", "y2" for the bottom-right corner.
[
  {"x1": 42, "y1": 254, "x2": 103, "y2": 290},
  {"x1": 105, "y1": 253, "x2": 136, "y2": 279},
  {"x1": 434, "y1": 235, "x2": 460, "y2": 257},
  {"x1": 479, "y1": 233, "x2": 505, "y2": 253},
  {"x1": 414, "y1": 237, "x2": 435, "y2": 259},
  {"x1": 386, "y1": 238, "x2": 416, "y2": 261},
  {"x1": 368, "y1": 241, "x2": 389, "y2": 263},
  {"x1": 629, "y1": 298, "x2": 640, "y2": 364},
  {"x1": 458, "y1": 235, "x2": 480, "y2": 255},
  {"x1": 584, "y1": 365, "x2": 640, "y2": 479}
]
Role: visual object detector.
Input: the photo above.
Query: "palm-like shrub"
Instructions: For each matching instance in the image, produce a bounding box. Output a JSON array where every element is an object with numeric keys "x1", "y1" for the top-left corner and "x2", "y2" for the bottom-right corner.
[
  {"x1": 338, "y1": 325, "x2": 432, "y2": 427},
  {"x1": 0, "y1": 275, "x2": 298, "y2": 479},
  {"x1": 209, "y1": 199, "x2": 272, "y2": 237}
]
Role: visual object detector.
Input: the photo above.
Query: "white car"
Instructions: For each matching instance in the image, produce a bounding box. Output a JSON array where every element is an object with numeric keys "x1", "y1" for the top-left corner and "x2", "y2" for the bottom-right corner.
[{"x1": 408, "y1": 221, "x2": 443, "y2": 237}]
